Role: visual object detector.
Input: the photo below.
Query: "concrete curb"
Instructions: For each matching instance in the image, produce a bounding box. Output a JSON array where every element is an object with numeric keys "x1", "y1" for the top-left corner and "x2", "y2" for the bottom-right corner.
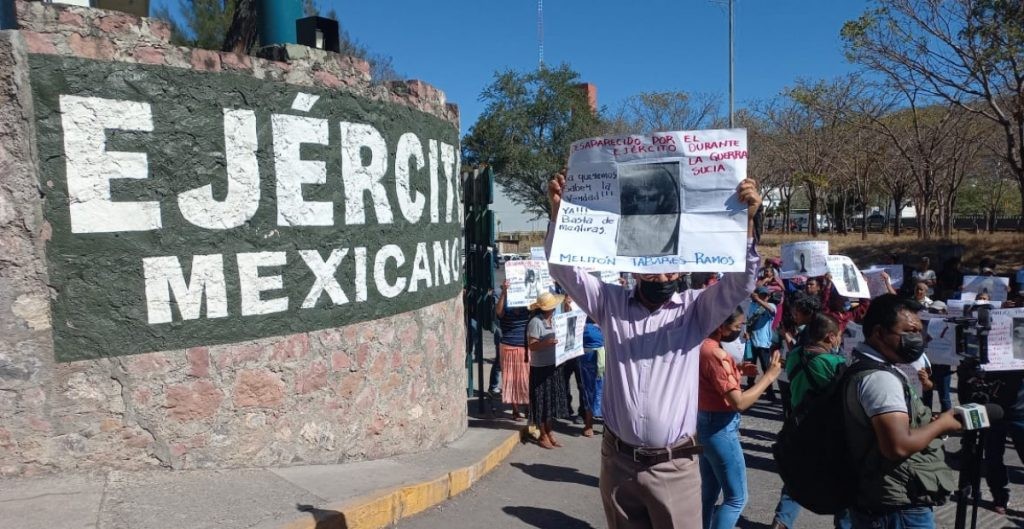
[{"x1": 279, "y1": 429, "x2": 521, "y2": 529}]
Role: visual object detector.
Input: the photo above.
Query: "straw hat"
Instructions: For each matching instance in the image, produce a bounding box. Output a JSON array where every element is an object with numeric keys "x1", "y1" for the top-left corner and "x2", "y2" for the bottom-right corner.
[{"x1": 529, "y1": 291, "x2": 565, "y2": 312}]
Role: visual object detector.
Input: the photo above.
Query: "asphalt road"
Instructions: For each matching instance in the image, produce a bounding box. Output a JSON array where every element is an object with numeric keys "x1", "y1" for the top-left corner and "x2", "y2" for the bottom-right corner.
[{"x1": 402, "y1": 380, "x2": 1024, "y2": 529}]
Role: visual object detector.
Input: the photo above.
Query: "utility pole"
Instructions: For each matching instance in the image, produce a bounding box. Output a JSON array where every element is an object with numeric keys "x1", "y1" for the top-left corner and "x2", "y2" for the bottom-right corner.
[
  {"x1": 728, "y1": 0, "x2": 735, "y2": 128},
  {"x1": 537, "y1": 0, "x2": 544, "y2": 68}
]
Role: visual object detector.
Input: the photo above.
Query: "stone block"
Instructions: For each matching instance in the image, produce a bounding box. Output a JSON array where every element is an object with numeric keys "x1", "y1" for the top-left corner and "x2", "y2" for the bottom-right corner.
[
  {"x1": 233, "y1": 369, "x2": 285, "y2": 408},
  {"x1": 165, "y1": 380, "x2": 223, "y2": 422},
  {"x1": 67, "y1": 33, "x2": 115, "y2": 60},
  {"x1": 185, "y1": 346, "x2": 210, "y2": 378},
  {"x1": 190, "y1": 48, "x2": 221, "y2": 72},
  {"x1": 132, "y1": 45, "x2": 163, "y2": 65},
  {"x1": 294, "y1": 361, "x2": 328, "y2": 394}
]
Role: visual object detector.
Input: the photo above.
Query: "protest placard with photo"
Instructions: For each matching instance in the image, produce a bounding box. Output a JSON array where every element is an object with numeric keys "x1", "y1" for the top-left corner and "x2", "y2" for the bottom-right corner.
[
  {"x1": 827, "y1": 255, "x2": 870, "y2": 298},
  {"x1": 985, "y1": 308, "x2": 1024, "y2": 371},
  {"x1": 922, "y1": 315, "x2": 958, "y2": 366},
  {"x1": 863, "y1": 269, "x2": 891, "y2": 298},
  {"x1": 555, "y1": 310, "x2": 586, "y2": 365},
  {"x1": 842, "y1": 322, "x2": 864, "y2": 360},
  {"x1": 963, "y1": 275, "x2": 1010, "y2": 301},
  {"x1": 866, "y1": 265, "x2": 903, "y2": 289},
  {"x1": 779, "y1": 241, "x2": 829, "y2": 279},
  {"x1": 549, "y1": 129, "x2": 749, "y2": 273},
  {"x1": 504, "y1": 260, "x2": 553, "y2": 307}
]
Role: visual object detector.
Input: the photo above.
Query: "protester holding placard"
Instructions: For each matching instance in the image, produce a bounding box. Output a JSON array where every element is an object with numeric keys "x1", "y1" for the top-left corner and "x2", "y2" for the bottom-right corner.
[
  {"x1": 545, "y1": 165, "x2": 763, "y2": 529},
  {"x1": 746, "y1": 287, "x2": 779, "y2": 402},
  {"x1": 495, "y1": 280, "x2": 532, "y2": 421},
  {"x1": 699, "y1": 308, "x2": 783, "y2": 529},
  {"x1": 818, "y1": 276, "x2": 870, "y2": 333},
  {"x1": 526, "y1": 292, "x2": 568, "y2": 449}
]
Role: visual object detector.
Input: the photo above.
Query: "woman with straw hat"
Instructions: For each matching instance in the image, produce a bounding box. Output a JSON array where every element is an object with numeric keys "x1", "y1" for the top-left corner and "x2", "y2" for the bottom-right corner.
[{"x1": 527, "y1": 291, "x2": 568, "y2": 449}]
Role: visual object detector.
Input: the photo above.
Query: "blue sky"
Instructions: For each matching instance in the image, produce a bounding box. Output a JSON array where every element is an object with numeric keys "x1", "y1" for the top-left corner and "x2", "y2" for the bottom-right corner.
[{"x1": 153, "y1": 0, "x2": 873, "y2": 230}]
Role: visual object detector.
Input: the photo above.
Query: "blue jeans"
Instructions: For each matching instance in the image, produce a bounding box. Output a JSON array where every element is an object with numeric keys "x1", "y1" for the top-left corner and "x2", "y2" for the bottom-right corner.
[
  {"x1": 921, "y1": 364, "x2": 951, "y2": 412},
  {"x1": 774, "y1": 487, "x2": 852, "y2": 529},
  {"x1": 849, "y1": 506, "x2": 933, "y2": 529},
  {"x1": 697, "y1": 411, "x2": 746, "y2": 529},
  {"x1": 984, "y1": 416, "x2": 1024, "y2": 507},
  {"x1": 580, "y1": 349, "x2": 603, "y2": 417}
]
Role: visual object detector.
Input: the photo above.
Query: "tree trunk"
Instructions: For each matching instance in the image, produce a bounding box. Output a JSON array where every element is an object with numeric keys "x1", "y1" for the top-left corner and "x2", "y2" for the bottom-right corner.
[
  {"x1": 861, "y1": 203, "x2": 868, "y2": 240},
  {"x1": 808, "y1": 183, "x2": 819, "y2": 237}
]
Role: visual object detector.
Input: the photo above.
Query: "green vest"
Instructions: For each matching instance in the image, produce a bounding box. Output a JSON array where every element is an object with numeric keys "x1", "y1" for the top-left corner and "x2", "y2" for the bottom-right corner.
[{"x1": 843, "y1": 358, "x2": 956, "y2": 510}]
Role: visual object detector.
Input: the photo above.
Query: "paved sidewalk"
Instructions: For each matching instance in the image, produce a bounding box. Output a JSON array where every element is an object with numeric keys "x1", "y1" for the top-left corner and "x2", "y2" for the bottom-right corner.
[{"x1": 0, "y1": 417, "x2": 522, "y2": 529}]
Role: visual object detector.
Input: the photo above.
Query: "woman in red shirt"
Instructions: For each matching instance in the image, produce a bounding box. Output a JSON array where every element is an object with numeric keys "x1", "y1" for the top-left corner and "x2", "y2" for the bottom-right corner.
[{"x1": 697, "y1": 308, "x2": 783, "y2": 529}]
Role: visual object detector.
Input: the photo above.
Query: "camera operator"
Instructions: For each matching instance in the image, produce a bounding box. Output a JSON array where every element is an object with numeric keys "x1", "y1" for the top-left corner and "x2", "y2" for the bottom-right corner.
[
  {"x1": 844, "y1": 294, "x2": 961, "y2": 529},
  {"x1": 980, "y1": 371, "x2": 1024, "y2": 515}
]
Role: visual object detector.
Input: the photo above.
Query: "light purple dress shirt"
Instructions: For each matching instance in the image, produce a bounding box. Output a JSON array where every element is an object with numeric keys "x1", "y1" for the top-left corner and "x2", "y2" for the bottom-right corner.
[{"x1": 546, "y1": 225, "x2": 759, "y2": 448}]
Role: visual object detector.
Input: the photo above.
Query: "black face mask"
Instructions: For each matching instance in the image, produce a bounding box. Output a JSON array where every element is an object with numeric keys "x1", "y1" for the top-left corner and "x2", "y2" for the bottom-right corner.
[
  {"x1": 721, "y1": 329, "x2": 742, "y2": 343},
  {"x1": 895, "y1": 332, "x2": 927, "y2": 363},
  {"x1": 639, "y1": 279, "x2": 678, "y2": 305}
]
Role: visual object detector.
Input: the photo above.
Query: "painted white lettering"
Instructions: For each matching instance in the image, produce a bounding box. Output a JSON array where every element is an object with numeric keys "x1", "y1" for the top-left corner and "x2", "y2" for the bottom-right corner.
[
  {"x1": 374, "y1": 244, "x2": 406, "y2": 298},
  {"x1": 341, "y1": 122, "x2": 393, "y2": 225},
  {"x1": 395, "y1": 132, "x2": 426, "y2": 223},
  {"x1": 440, "y1": 142, "x2": 456, "y2": 223},
  {"x1": 354, "y1": 246, "x2": 368, "y2": 302},
  {"x1": 178, "y1": 109, "x2": 260, "y2": 229},
  {"x1": 432, "y1": 240, "x2": 451, "y2": 286},
  {"x1": 273, "y1": 114, "x2": 332, "y2": 226},
  {"x1": 428, "y1": 139, "x2": 439, "y2": 223},
  {"x1": 143, "y1": 254, "x2": 227, "y2": 324},
  {"x1": 238, "y1": 252, "x2": 289, "y2": 315},
  {"x1": 299, "y1": 249, "x2": 349, "y2": 308},
  {"x1": 60, "y1": 95, "x2": 160, "y2": 233},
  {"x1": 407, "y1": 242, "x2": 433, "y2": 292}
]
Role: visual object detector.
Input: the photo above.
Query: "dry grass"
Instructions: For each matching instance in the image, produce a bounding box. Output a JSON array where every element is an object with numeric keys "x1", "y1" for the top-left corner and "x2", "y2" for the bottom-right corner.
[
  {"x1": 501, "y1": 230, "x2": 1024, "y2": 271},
  {"x1": 758, "y1": 231, "x2": 1024, "y2": 270}
]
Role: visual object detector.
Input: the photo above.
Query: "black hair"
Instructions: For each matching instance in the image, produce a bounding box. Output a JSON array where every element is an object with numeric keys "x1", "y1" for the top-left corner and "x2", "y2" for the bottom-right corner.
[
  {"x1": 720, "y1": 306, "x2": 746, "y2": 328},
  {"x1": 803, "y1": 313, "x2": 840, "y2": 345},
  {"x1": 791, "y1": 291, "x2": 822, "y2": 315},
  {"x1": 861, "y1": 294, "x2": 922, "y2": 339}
]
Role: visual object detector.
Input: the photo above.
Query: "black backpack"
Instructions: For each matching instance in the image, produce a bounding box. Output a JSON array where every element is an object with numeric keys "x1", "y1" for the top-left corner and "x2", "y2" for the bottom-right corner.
[{"x1": 772, "y1": 356, "x2": 907, "y2": 514}]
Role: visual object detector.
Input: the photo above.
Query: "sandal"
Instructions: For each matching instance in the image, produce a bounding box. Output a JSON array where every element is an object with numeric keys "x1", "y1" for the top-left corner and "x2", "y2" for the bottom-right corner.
[{"x1": 537, "y1": 437, "x2": 554, "y2": 449}]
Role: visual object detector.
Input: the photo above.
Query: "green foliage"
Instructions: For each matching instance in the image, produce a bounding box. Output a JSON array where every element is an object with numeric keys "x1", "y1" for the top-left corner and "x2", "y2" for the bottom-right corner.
[{"x1": 462, "y1": 65, "x2": 606, "y2": 219}]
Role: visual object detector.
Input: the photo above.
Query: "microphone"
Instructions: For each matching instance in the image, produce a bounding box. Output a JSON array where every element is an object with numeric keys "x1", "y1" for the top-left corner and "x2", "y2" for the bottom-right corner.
[{"x1": 954, "y1": 403, "x2": 1004, "y2": 430}]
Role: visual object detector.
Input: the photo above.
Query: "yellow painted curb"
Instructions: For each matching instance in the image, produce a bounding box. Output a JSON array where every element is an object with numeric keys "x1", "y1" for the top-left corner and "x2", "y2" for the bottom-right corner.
[{"x1": 279, "y1": 429, "x2": 521, "y2": 529}]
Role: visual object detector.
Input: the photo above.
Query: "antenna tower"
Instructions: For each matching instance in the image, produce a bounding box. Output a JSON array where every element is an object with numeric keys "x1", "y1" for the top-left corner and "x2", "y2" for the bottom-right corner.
[{"x1": 537, "y1": 0, "x2": 544, "y2": 68}]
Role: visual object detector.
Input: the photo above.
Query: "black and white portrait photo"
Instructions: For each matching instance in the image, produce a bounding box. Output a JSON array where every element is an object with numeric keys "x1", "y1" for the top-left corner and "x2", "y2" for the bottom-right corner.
[
  {"x1": 1013, "y1": 317, "x2": 1024, "y2": 361},
  {"x1": 842, "y1": 263, "x2": 862, "y2": 294},
  {"x1": 525, "y1": 269, "x2": 539, "y2": 298},
  {"x1": 564, "y1": 315, "x2": 578, "y2": 351},
  {"x1": 616, "y1": 162, "x2": 681, "y2": 257}
]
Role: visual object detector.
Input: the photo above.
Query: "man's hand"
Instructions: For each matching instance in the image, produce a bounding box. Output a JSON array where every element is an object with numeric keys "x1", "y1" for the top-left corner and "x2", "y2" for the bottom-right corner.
[
  {"x1": 548, "y1": 168, "x2": 567, "y2": 221},
  {"x1": 737, "y1": 178, "x2": 762, "y2": 220}
]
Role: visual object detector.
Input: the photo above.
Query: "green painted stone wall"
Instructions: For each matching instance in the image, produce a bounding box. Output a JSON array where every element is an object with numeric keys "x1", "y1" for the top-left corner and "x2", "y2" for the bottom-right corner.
[{"x1": 30, "y1": 55, "x2": 463, "y2": 361}]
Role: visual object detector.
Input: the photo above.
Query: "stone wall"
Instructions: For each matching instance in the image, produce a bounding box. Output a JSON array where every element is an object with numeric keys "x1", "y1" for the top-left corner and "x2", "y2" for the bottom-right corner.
[{"x1": 0, "y1": 1, "x2": 466, "y2": 476}]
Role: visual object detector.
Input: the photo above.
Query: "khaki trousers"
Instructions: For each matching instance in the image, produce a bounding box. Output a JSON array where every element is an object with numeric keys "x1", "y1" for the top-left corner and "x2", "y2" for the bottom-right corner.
[{"x1": 600, "y1": 433, "x2": 702, "y2": 529}]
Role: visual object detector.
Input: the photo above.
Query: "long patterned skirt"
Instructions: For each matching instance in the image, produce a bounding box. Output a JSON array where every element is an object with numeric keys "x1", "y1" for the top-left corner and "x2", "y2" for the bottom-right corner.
[
  {"x1": 529, "y1": 363, "x2": 568, "y2": 425},
  {"x1": 499, "y1": 344, "x2": 530, "y2": 405}
]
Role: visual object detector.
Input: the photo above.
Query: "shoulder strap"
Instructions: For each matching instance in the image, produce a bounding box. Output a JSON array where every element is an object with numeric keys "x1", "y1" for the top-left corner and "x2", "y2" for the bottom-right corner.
[{"x1": 843, "y1": 356, "x2": 915, "y2": 425}]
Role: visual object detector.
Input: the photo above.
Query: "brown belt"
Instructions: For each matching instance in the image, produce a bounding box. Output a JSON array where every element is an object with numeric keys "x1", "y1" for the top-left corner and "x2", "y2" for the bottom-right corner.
[{"x1": 605, "y1": 430, "x2": 702, "y2": 465}]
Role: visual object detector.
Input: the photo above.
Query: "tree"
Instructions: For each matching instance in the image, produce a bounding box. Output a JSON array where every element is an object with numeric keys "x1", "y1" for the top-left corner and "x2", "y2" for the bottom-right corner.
[
  {"x1": 462, "y1": 65, "x2": 606, "y2": 219},
  {"x1": 842, "y1": 0, "x2": 1024, "y2": 219},
  {"x1": 607, "y1": 91, "x2": 723, "y2": 134},
  {"x1": 152, "y1": 0, "x2": 401, "y2": 81}
]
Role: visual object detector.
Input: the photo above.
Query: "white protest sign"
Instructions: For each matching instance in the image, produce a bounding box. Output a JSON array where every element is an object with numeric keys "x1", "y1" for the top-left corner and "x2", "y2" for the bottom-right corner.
[
  {"x1": 530, "y1": 246, "x2": 546, "y2": 260},
  {"x1": 780, "y1": 241, "x2": 829, "y2": 279},
  {"x1": 921, "y1": 315, "x2": 958, "y2": 366},
  {"x1": 962, "y1": 275, "x2": 1010, "y2": 302},
  {"x1": 946, "y1": 299, "x2": 966, "y2": 317},
  {"x1": 504, "y1": 260, "x2": 553, "y2": 307},
  {"x1": 554, "y1": 310, "x2": 586, "y2": 365},
  {"x1": 550, "y1": 129, "x2": 748, "y2": 273},
  {"x1": 863, "y1": 269, "x2": 891, "y2": 298},
  {"x1": 872, "y1": 265, "x2": 904, "y2": 289},
  {"x1": 983, "y1": 308, "x2": 1024, "y2": 372},
  {"x1": 827, "y1": 255, "x2": 870, "y2": 298},
  {"x1": 588, "y1": 269, "x2": 622, "y2": 285}
]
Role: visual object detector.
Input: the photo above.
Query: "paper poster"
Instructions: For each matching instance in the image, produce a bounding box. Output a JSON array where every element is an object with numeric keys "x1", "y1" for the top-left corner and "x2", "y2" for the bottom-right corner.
[
  {"x1": 549, "y1": 129, "x2": 749, "y2": 273},
  {"x1": 504, "y1": 260, "x2": 553, "y2": 307},
  {"x1": 983, "y1": 308, "x2": 1024, "y2": 371},
  {"x1": 554, "y1": 310, "x2": 586, "y2": 365},
  {"x1": 588, "y1": 269, "x2": 622, "y2": 285},
  {"x1": 780, "y1": 241, "x2": 829, "y2": 279},
  {"x1": 866, "y1": 265, "x2": 903, "y2": 289},
  {"x1": 924, "y1": 317, "x2": 958, "y2": 366},
  {"x1": 530, "y1": 246, "x2": 546, "y2": 260},
  {"x1": 827, "y1": 255, "x2": 870, "y2": 298},
  {"x1": 841, "y1": 322, "x2": 864, "y2": 360},
  {"x1": 962, "y1": 275, "x2": 1010, "y2": 302},
  {"x1": 946, "y1": 299, "x2": 965, "y2": 317},
  {"x1": 863, "y1": 269, "x2": 891, "y2": 298}
]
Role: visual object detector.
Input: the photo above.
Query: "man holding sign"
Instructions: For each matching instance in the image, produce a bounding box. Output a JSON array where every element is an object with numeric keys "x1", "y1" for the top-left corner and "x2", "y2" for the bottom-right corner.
[{"x1": 546, "y1": 157, "x2": 762, "y2": 529}]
